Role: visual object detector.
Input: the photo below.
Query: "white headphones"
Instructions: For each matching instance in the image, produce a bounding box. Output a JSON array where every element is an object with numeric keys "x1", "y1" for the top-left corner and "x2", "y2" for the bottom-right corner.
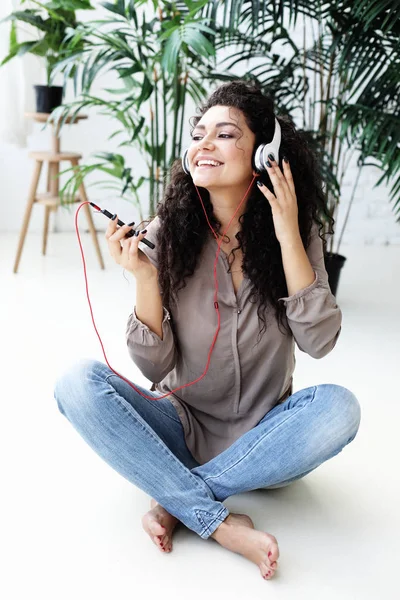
[{"x1": 181, "y1": 117, "x2": 282, "y2": 176}]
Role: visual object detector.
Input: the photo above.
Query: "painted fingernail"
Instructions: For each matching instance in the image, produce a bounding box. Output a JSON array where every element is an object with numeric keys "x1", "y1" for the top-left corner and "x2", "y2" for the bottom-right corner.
[
  {"x1": 135, "y1": 230, "x2": 140, "y2": 236},
  {"x1": 111, "y1": 214, "x2": 117, "y2": 220},
  {"x1": 140, "y1": 229, "x2": 147, "y2": 234},
  {"x1": 257, "y1": 180, "x2": 264, "y2": 187},
  {"x1": 268, "y1": 153, "x2": 275, "y2": 162},
  {"x1": 268, "y1": 551, "x2": 272, "y2": 558},
  {"x1": 128, "y1": 221, "x2": 135, "y2": 226},
  {"x1": 283, "y1": 156, "x2": 288, "y2": 163},
  {"x1": 266, "y1": 160, "x2": 272, "y2": 168}
]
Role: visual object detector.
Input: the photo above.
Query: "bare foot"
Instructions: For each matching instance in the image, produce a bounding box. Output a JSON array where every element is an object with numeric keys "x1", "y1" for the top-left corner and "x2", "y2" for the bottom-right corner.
[
  {"x1": 141, "y1": 499, "x2": 179, "y2": 553},
  {"x1": 211, "y1": 513, "x2": 280, "y2": 580}
]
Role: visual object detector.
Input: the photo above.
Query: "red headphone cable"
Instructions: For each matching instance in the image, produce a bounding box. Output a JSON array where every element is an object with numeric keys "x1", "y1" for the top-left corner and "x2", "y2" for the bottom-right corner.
[{"x1": 74, "y1": 174, "x2": 258, "y2": 401}]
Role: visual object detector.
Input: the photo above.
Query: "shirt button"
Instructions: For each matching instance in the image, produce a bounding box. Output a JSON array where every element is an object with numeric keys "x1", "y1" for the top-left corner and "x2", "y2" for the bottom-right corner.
[{"x1": 237, "y1": 309, "x2": 241, "y2": 314}]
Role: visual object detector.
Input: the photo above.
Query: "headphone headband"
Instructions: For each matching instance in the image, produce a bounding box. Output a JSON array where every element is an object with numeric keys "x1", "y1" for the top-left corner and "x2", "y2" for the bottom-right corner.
[{"x1": 182, "y1": 117, "x2": 281, "y2": 176}]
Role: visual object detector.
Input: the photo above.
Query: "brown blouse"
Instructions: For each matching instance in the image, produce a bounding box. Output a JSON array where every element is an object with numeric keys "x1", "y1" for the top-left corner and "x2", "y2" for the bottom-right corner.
[{"x1": 126, "y1": 217, "x2": 342, "y2": 464}]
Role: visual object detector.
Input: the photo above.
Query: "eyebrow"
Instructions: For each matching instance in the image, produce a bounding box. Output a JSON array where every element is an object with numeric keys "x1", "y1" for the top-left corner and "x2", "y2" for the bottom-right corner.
[{"x1": 193, "y1": 122, "x2": 241, "y2": 131}]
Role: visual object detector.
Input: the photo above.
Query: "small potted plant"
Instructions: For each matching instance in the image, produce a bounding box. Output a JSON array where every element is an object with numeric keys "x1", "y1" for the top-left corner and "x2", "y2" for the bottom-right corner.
[{"x1": 0, "y1": 0, "x2": 93, "y2": 113}]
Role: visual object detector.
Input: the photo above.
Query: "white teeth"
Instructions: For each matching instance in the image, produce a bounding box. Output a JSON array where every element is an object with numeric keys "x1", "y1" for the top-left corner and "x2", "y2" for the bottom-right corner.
[{"x1": 197, "y1": 160, "x2": 222, "y2": 167}]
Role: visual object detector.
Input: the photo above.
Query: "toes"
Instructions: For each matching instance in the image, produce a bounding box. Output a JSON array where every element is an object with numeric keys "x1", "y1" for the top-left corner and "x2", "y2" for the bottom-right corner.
[
  {"x1": 156, "y1": 538, "x2": 165, "y2": 551},
  {"x1": 261, "y1": 555, "x2": 278, "y2": 580},
  {"x1": 267, "y1": 549, "x2": 278, "y2": 566},
  {"x1": 155, "y1": 534, "x2": 172, "y2": 553},
  {"x1": 262, "y1": 567, "x2": 274, "y2": 580},
  {"x1": 157, "y1": 537, "x2": 172, "y2": 553},
  {"x1": 144, "y1": 512, "x2": 173, "y2": 553},
  {"x1": 267, "y1": 545, "x2": 279, "y2": 562}
]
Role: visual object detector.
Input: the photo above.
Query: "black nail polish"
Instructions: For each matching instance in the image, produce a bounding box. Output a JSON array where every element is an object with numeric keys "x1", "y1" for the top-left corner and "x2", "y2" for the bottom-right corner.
[
  {"x1": 283, "y1": 156, "x2": 289, "y2": 163},
  {"x1": 135, "y1": 230, "x2": 140, "y2": 236},
  {"x1": 268, "y1": 153, "x2": 275, "y2": 162},
  {"x1": 266, "y1": 160, "x2": 272, "y2": 168},
  {"x1": 257, "y1": 180, "x2": 263, "y2": 187},
  {"x1": 140, "y1": 229, "x2": 147, "y2": 234},
  {"x1": 128, "y1": 221, "x2": 135, "y2": 226},
  {"x1": 111, "y1": 214, "x2": 117, "y2": 220}
]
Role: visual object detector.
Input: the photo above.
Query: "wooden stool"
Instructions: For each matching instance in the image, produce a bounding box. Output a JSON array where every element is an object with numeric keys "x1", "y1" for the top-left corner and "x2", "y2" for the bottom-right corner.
[{"x1": 13, "y1": 112, "x2": 105, "y2": 273}]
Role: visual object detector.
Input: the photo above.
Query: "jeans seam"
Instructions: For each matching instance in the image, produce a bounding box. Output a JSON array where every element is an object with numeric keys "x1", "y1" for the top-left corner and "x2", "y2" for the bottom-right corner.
[
  {"x1": 202, "y1": 386, "x2": 318, "y2": 483},
  {"x1": 196, "y1": 506, "x2": 229, "y2": 538},
  {"x1": 112, "y1": 391, "x2": 214, "y2": 501},
  {"x1": 105, "y1": 374, "x2": 181, "y2": 425}
]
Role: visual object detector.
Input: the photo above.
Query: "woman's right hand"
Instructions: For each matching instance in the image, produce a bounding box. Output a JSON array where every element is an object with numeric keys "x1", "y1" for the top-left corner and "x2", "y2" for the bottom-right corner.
[{"x1": 105, "y1": 215, "x2": 158, "y2": 282}]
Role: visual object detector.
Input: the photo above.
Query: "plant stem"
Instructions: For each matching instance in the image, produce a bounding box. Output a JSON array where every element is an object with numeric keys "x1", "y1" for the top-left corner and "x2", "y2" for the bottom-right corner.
[
  {"x1": 178, "y1": 70, "x2": 188, "y2": 157},
  {"x1": 311, "y1": 18, "x2": 317, "y2": 129},
  {"x1": 170, "y1": 66, "x2": 180, "y2": 168},
  {"x1": 149, "y1": 100, "x2": 155, "y2": 215},
  {"x1": 336, "y1": 163, "x2": 363, "y2": 255},
  {"x1": 154, "y1": 65, "x2": 160, "y2": 211},
  {"x1": 318, "y1": 17, "x2": 324, "y2": 151},
  {"x1": 302, "y1": 12, "x2": 307, "y2": 129},
  {"x1": 162, "y1": 69, "x2": 167, "y2": 194}
]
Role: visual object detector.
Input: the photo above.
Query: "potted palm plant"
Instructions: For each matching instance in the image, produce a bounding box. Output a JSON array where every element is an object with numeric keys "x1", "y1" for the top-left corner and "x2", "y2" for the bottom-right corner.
[
  {"x1": 197, "y1": 1, "x2": 400, "y2": 295},
  {"x1": 0, "y1": 0, "x2": 93, "y2": 112},
  {"x1": 50, "y1": 1, "x2": 399, "y2": 297},
  {"x1": 50, "y1": 0, "x2": 217, "y2": 217}
]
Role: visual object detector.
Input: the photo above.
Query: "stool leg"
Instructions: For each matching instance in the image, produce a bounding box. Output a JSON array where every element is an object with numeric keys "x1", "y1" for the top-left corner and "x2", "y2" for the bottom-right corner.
[
  {"x1": 43, "y1": 161, "x2": 53, "y2": 255},
  {"x1": 42, "y1": 205, "x2": 51, "y2": 255},
  {"x1": 13, "y1": 160, "x2": 43, "y2": 273},
  {"x1": 70, "y1": 158, "x2": 105, "y2": 270},
  {"x1": 47, "y1": 161, "x2": 52, "y2": 192}
]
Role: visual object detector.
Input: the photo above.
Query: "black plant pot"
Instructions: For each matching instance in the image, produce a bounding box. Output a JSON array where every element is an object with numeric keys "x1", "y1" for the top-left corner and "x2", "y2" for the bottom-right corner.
[
  {"x1": 324, "y1": 252, "x2": 347, "y2": 297},
  {"x1": 34, "y1": 85, "x2": 64, "y2": 113}
]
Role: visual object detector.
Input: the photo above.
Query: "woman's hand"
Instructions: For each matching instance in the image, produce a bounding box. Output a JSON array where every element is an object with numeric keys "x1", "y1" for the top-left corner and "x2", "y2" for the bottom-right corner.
[
  {"x1": 256, "y1": 156, "x2": 301, "y2": 246},
  {"x1": 105, "y1": 216, "x2": 158, "y2": 282}
]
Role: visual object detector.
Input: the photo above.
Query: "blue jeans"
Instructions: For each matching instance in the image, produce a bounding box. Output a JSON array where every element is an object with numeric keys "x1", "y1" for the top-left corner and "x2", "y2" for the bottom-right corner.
[{"x1": 53, "y1": 359, "x2": 361, "y2": 540}]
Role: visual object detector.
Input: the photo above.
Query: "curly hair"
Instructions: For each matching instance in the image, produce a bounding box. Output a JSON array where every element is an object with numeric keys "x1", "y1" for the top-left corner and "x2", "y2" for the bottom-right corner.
[{"x1": 152, "y1": 80, "x2": 334, "y2": 342}]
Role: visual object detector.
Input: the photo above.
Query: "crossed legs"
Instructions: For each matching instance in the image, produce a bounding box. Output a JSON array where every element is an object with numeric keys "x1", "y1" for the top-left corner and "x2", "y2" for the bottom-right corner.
[{"x1": 54, "y1": 359, "x2": 361, "y2": 580}]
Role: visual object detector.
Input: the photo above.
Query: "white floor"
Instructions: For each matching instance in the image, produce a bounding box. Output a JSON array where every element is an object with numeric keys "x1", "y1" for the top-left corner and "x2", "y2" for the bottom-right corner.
[{"x1": 1, "y1": 230, "x2": 399, "y2": 600}]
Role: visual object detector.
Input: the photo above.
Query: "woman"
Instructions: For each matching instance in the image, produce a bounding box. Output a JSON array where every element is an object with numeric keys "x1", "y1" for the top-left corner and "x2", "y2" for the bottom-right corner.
[{"x1": 54, "y1": 80, "x2": 361, "y2": 581}]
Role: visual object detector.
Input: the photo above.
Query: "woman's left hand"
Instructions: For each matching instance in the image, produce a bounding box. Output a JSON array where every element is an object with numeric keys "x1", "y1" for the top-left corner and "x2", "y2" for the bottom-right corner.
[{"x1": 256, "y1": 156, "x2": 301, "y2": 246}]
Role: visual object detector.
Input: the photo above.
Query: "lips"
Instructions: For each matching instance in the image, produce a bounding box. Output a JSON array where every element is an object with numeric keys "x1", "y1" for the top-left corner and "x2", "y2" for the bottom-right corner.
[
  {"x1": 196, "y1": 164, "x2": 222, "y2": 168},
  {"x1": 195, "y1": 161, "x2": 224, "y2": 169},
  {"x1": 195, "y1": 157, "x2": 224, "y2": 168}
]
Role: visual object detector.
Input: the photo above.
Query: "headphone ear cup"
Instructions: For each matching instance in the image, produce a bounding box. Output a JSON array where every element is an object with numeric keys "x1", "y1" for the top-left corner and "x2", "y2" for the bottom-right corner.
[
  {"x1": 253, "y1": 117, "x2": 282, "y2": 172},
  {"x1": 182, "y1": 149, "x2": 190, "y2": 175},
  {"x1": 253, "y1": 144, "x2": 267, "y2": 173}
]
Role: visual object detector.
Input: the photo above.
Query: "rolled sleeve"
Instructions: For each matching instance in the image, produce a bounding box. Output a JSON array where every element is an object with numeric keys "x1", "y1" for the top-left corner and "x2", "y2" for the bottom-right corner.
[
  {"x1": 278, "y1": 269, "x2": 320, "y2": 302},
  {"x1": 278, "y1": 225, "x2": 343, "y2": 359},
  {"x1": 126, "y1": 306, "x2": 177, "y2": 382}
]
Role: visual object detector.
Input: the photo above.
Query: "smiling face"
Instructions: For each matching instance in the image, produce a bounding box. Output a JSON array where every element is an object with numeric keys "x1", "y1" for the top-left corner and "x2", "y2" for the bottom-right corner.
[{"x1": 187, "y1": 105, "x2": 256, "y2": 191}]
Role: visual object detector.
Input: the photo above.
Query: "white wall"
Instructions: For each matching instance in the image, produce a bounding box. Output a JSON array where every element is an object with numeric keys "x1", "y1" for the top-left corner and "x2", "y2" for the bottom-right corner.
[{"x1": 0, "y1": 3, "x2": 398, "y2": 248}]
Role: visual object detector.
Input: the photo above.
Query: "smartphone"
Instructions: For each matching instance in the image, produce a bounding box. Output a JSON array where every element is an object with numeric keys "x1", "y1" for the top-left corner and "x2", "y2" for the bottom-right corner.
[{"x1": 90, "y1": 202, "x2": 155, "y2": 250}]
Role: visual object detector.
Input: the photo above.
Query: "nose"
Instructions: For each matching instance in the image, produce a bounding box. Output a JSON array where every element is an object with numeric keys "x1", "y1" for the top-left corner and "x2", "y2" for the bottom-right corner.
[
  {"x1": 189, "y1": 135, "x2": 215, "y2": 166},
  {"x1": 199, "y1": 135, "x2": 215, "y2": 150}
]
